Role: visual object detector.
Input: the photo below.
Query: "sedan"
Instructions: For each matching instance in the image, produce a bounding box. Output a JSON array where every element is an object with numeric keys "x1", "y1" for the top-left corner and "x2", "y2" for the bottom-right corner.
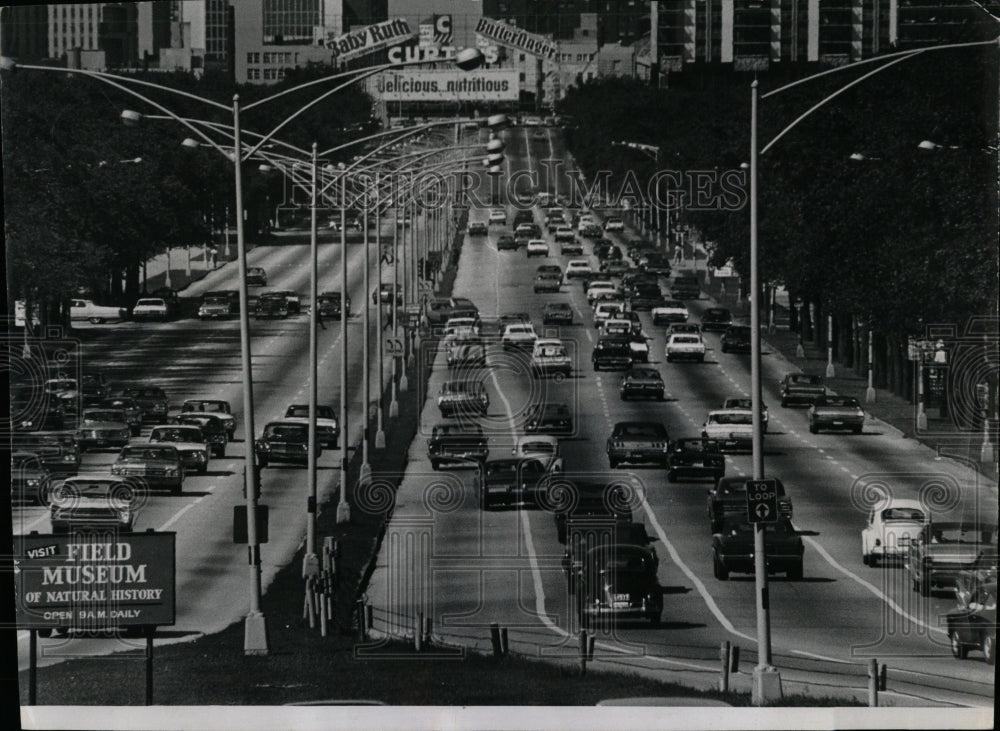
[
  {"x1": 606, "y1": 421, "x2": 670, "y2": 468},
  {"x1": 712, "y1": 519, "x2": 804, "y2": 580},
  {"x1": 720, "y1": 325, "x2": 752, "y2": 354},
  {"x1": 468, "y1": 221, "x2": 489, "y2": 236},
  {"x1": 132, "y1": 298, "x2": 169, "y2": 321},
  {"x1": 111, "y1": 444, "x2": 185, "y2": 494},
  {"x1": 149, "y1": 424, "x2": 211, "y2": 474},
  {"x1": 526, "y1": 239, "x2": 550, "y2": 257},
  {"x1": 700, "y1": 307, "x2": 733, "y2": 333},
  {"x1": 49, "y1": 475, "x2": 137, "y2": 533},
  {"x1": 98, "y1": 396, "x2": 143, "y2": 436},
  {"x1": 282, "y1": 404, "x2": 340, "y2": 448},
  {"x1": 76, "y1": 409, "x2": 131, "y2": 451},
  {"x1": 542, "y1": 302, "x2": 573, "y2": 325},
  {"x1": 666, "y1": 438, "x2": 725, "y2": 483},
  {"x1": 808, "y1": 395, "x2": 865, "y2": 434},
  {"x1": 524, "y1": 403, "x2": 573, "y2": 436},
  {"x1": 651, "y1": 299, "x2": 690, "y2": 326},
  {"x1": 619, "y1": 366, "x2": 665, "y2": 401},
  {"x1": 488, "y1": 209, "x2": 507, "y2": 225}
]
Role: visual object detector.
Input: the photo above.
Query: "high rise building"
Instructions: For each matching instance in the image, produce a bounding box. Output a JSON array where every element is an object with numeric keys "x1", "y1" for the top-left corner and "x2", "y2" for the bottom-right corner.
[{"x1": 46, "y1": 3, "x2": 104, "y2": 60}]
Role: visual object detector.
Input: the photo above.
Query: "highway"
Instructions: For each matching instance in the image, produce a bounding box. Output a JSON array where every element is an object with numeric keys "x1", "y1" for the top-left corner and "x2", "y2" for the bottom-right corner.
[{"x1": 364, "y1": 125, "x2": 998, "y2": 706}]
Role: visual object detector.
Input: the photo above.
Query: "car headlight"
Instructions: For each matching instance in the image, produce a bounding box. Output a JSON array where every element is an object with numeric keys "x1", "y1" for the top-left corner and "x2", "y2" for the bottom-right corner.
[
  {"x1": 164, "y1": 467, "x2": 178, "y2": 476},
  {"x1": 26, "y1": 478, "x2": 40, "y2": 487},
  {"x1": 63, "y1": 454, "x2": 76, "y2": 461}
]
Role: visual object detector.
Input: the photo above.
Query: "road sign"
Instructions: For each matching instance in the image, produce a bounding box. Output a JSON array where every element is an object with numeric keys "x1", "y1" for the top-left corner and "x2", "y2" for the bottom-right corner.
[
  {"x1": 746, "y1": 479, "x2": 779, "y2": 524},
  {"x1": 404, "y1": 305, "x2": 422, "y2": 329}
]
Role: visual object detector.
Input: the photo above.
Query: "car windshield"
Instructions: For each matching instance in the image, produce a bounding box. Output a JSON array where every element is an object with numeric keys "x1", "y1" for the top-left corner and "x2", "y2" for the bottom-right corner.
[
  {"x1": 615, "y1": 423, "x2": 666, "y2": 439},
  {"x1": 676, "y1": 439, "x2": 706, "y2": 451},
  {"x1": 929, "y1": 525, "x2": 997, "y2": 545},
  {"x1": 204, "y1": 297, "x2": 228, "y2": 305},
  {"x1": 790, "y1": 375, "x2": 821, "y2": 385},
  {"x1": 820, "y1": 397, "x2": 860, "y2": 408},
  {"x1": 179, "y1": 416, "x2": 223, "y2": 432},
  {"x1": 264, "y1": 424, "x2": 308, "y2": 441},
  {"x1": 725, "y1": 399, "x2": 753, "y2": 409},
  {"x1": 520, "y1": 441, "x2": 555, "y2": 454},
  {"x1": 152, "y1": 427, "x2": 203, "y2": 442},
  {"x1": 60, "y1": 481, "x2": 123, "y2": 498},
  {"x1": 673, "y1": 336, "x2": 701, "y2": 344},
  {"x1": 136, "y1": 299, "x2": 164, "y2": 306},
  {"x1": 128, "y1": 389, "x2": 165, "y2": 399},
  {"x1": 883, "y1": 507, "x2": 925, "y2": 522},
  {"x1": 548, "y1": 304, "x2": 570, "y2": 312},
  {"x1": 629, "y1": 368, "x2": 660, "y2": 380},
  {"x1": 727, "y1": 327, "x2": 751, "y2": 335},
  {"x1": 485, "y1": 462, "x2": 518, "y2": 479},
  {"x1": 47, "y1": 380, "x2": 76, "y2": 390},
  {"x1": 705, "y1": 309, "x2": 730, "y2": 318},
  {"x1": 186, "y1": 401, "x2": 228, "y2": 413},
  {"x1": 83, "y1": 410, "x2": 123, "y2": 422},
  {"x1": 121, "y1": 446, "x2": 176, "y2": 461},
  {"x1": 709, "y1": 413, "x2": 753, "y2": 425}
]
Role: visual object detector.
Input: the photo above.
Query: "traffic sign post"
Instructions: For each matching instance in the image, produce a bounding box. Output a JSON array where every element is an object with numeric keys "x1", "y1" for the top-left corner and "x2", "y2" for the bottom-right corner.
[{"x1": 746, "y1": 478, "x2": 779, "y2": 523}]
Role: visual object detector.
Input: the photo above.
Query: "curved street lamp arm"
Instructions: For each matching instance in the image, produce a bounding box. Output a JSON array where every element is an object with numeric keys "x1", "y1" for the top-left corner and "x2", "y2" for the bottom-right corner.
[
  {"x1": 148, "y1": 115, "x2": 313, "y2": 158},
  {"x1": 317, "y1": 118, "x2": 471, "y2": 159}
]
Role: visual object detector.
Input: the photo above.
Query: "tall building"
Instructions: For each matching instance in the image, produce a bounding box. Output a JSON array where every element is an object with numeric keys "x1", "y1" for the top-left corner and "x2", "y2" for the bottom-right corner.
[
  {"x1": 46, "y1": 3, "x2": 104, "y2": 59},
  {"x1": 0, "y1": 5, "x2": 50, "y2": 62},
  {"x1": 99, "y1": 2, "x2": 139, "y2": 67},
  {"x1": 482, "y1": 0, "x2": 596, "y2": 41}
]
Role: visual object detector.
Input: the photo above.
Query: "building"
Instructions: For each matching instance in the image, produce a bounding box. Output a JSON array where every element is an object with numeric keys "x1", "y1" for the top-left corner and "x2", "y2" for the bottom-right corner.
[
  {"x1": 598, "y1": 39, "x2": 635, "y2": 78},
  {"x1": 0, "y1": 5, "x2": 50, "y2": 62},
  {"x1": 46, "y1": 3, "x2": 104, "y2": 60},
  {"x1": 387, "y1": 0, "x2": 483, "y2": 50},
  {"x1": 99, "y1": 2, "x2": 139, "y2": 68}
]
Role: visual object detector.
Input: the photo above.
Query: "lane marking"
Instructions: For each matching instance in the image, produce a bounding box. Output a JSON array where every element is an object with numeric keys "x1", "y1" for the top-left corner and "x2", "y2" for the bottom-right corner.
[{"x1": 158, "y1": 500, "x2": 198, "y2": 532}]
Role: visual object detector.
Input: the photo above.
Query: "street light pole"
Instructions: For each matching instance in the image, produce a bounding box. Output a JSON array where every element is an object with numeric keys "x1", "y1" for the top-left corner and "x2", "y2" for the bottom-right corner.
[
  {"x1": 375, "y1": 176, "x2": 387, "y2": 449},
  {"x1": 233, "y1": 95, "x2": 268, "y2": 655},
  {"x1": 749, "y1": 80, "x2": 781, "y2": 705},
  {"x1": 390, "y1": 205, "x2": 401, "y2": 416},
  {"x1": 360, "y1": 184, "x2": 372, "y2": 483},
  {"x1": 304, "y1": 142, "x2": 320, "y2": 579},
  {"x1": 866, "y1": 321, "x2": 876, "y2": 404},
  {"x1": 337, "y1": 176, "x2": 351, "y2": 524},
  {"x1": 826, "y1": 313, "x2": 836, "y2": 377}
]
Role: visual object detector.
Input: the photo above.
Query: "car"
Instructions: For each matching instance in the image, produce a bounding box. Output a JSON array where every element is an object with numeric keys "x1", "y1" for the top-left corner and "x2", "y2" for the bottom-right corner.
[
  {"x1": 667, "y1": 322, "x2": 701, "y2": 337},
  {"x1": 641, "y1": 253, "x2": 672, "y2": 276},
  {"x1": 516, "y1": 222, "x2": 542, "y2": 239},
  {"x1": 603, "y1": 216, "x2": 625, "y2": 232},
  {"x1": 667, "y1": 437, "x2": 725, "y2": 483},
  {"x1": 479, "y1": 456, "x2": 556, "y2": 509},
  {"x1": 607, "y1": 421, "x2": 670, "y2": 468},
  {"x1": 628, "y1": 284, "x2": 662, "y2": 311},
  {"x1": 956, "y1": 551, "x2": 1000, "y2": 608},
  {"x1": 560, "y1": 239, "x2": 584, "y2": 255},
  {"x1": 530, "y1": 339, "x2": 572, "y2": 377},
  {"x1": 180, "y1": 399, "x2": 237, "y2": 439},
  {"x1": 79, "y1": 373, "x2": 111, "y2": 402},
  {"x1": 317, "y1": 291, "x2": 349, "y2": 319},
  {"x1": 575, "y1": 543, "x2": 662, "y2": 626},
  {"x1": 626, "y1": 332, "x2": 650, "y2": 363},
  {"x1": 524, "y1": 402, "x2": 573, "y2": 435},
  {"x1": 443, "y1": 316, "x2": 481, "y2": 341},
  {"x1": 199, "y1": 294, "x2": 233, "y2": 319},
  {"x1": 665, "y1": 333, "x2": 706, "y2": 362},
  {"x1": 549, "y1": 476, "x2": 634, "y2": 544},
  {"x1": 255, "y1": 420, "x2": 317, "y2": 468},
  {"x1": 554, "y1": 226, "x2": 576, "y2": 243},
  {"x1": 149, "y1": 424, "x2": 211, "y2": 474},
  {"x1": 111, "y1": 444, "x2": 185, "y2": 494},
  {"x1": 562, "y1": 521, "x2": 657, "y2": 592},
  {"x1": 594, "y1": 242, "x2": 623, "y2": 262},
  {"x1": 172, "y1": 412, "x2": 229, "y2": 457},
  {"x1": 501, "y1": 323, "x2": 538, "y2": 351},
  {"x1": 10, "y1": 452, "x2": 53, "y2": 505},
  {"x1": 488, "y1": 209, "x2": 507, "y2": 225},
  {"x1": 721, "y1": 397, "x2": 769, "y2": 433},
  {"x1": 670, "y1": 274, "x2": 700, "y2": 299},
  {"x1": 946, "y1": 578, "x2": 997, "y2": 663},
  {"x1": 98, "y1": 396, "x2": 143, "y2": 436},
  {"x1": 423, "y1": 297, "x2": 452, "y2": 325},
  {"x1": 720, "y1": 325, "x2": 752, "y2": 354},
  {"x1": 494, "y1": 312, "x2": 531, "y2": 336},
  {"x1": 76, "y1": 408, "x2": 131, "y2": 451},
  {"x1": 700, "y1": 307, "x2": 733, "y2": 333},
  {"x1": 282, "y1": 404, "x2": 340, "y2": 448},
  {"x1": 514, "y1": 230, "x2": 533, "y2": 249},
  {"x1": 651, "y1": 299, "x2": 689, "y2": 326},
  {"x1": 593, "y1": 301, "x2": 626, "y2": 328},
  {"x1": 592, "y1": 336, "x2": 633, "y2": 371},
  {"x1": 271, "y1": 290, "x2": 301, "y2": 314},
  {"x1": 581, "y1": 223, "x2": 603, "y2": 239},
  {"x1": 511, "y1": 434, "x2": 563, "y2": 467},
  {"x1": 427, "y1": 422, "x2": 489, "y2": 470},
  {"x1": 600, "y1": 259, "x2": 630, "y2": 276},
  {"x1": 860, "y1": 498, "x2": 929, "y2": 566},
  {"x1": 619, "y1": 366, "x2": 664, "y2": 401},
  {"x1": 712, "y1": 518, "x2": 804, "y2": 580},
  {"x1": 496, "y1": 233, "x2": 517, "y2": 250},
  {"x1": 373, "y1": 283, "x2": 403, "y2": 305},
  {"x1": 131, "y1": 297, "x2": 169, "y2": 321},
  {"x1": 437, "y1": 380, "x2": 490, "y2": 418},
  {"x1": 70, "y1": 298, "x2": 127, "y2": 324},
  {"x1": 906, "y1": 522, "x2": 998, "y2": 597},
  {"x1": 707, "y1": 476, "x2": 793, "y2": 532},
  {"x1": 543, "y1": 302, "x2": 573, "y2": 325},
  {"x1": 808, "y1": 395, "x2": 866, "y2": 434},
  {"x1": 701, "y1": 409, "x2": 754, "y2": 453},
  {"x1": 10, "y1": 382, "x2": 67, "y2": 432},
  {"x1": 779, "y1": 373, "x2": 826, "y2": 407},
  {"x1": 533, "y1": 272, "x2": 562, "y2": 293},
  {"x1": 49, "y1": 475, "x2": 138, "y2": 533},
  {"x1": 513, "y1": 209, "x2": 534, "y2": 227},
  {"x1": 446, "y1": 336, "x2": 487, "y2": 368},
  {"x1": 468, "y1": 221, "x2": 489, "y2": 236},
  {"x1": 255, "y1": 296, "x2": 288, "y2": 319},
  {"x1": 546, "y1": 215, "x2": 566, "y2": 233},
  {"x1": 11, "y1": 431, "x2": 81, "y2": 475},
  {"x1": 586, "y1": 280, "x2": 617, "y2": 304},
  {"x1": 246, "y1": 266, "x2": 267, "y2": 286},
  {"x1": 526, "y1": 239, "x2": 549, "y2": 257}
]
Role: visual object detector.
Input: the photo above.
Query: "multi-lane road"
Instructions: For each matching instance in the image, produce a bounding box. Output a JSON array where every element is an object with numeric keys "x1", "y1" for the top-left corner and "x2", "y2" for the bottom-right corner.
[{"x1": 365, "y1": 125, "x2": 998, "y2": 706}]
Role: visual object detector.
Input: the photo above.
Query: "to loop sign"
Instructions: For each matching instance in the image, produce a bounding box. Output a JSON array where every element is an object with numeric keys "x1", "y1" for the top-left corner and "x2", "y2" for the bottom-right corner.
[{"x1": 746, "y1": 479, "x2": 779, "y2": 524}]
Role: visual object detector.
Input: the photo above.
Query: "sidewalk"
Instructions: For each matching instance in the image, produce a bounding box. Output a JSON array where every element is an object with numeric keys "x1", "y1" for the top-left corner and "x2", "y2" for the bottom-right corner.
[{"x1": 140, "y1": 241, "x2": 241, "y2": 294}]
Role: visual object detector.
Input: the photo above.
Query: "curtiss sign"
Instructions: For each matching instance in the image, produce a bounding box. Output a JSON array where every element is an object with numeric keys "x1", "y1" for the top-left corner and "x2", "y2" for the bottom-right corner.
[
  {"x1": 14, "y1": 532, "x2": 176, "y2": 629},
  {"x1": 475, "y1": 17, "x2": 557, "y2": 61},
  {"x1": 326, "y1": 18, "x2": 416, "y2": 63}
]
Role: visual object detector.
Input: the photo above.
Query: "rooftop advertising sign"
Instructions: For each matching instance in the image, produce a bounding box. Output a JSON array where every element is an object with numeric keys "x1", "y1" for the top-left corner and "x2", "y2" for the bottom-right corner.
[
  {"x1": 474, "y1": 17, "x2": 557, "y2": 61},
  {"x1": 326, "y1": 18, "x2": 416, "y2": 63},
  {"x1": 372, "y1": 69, "x2": 519, "y2": 102}
]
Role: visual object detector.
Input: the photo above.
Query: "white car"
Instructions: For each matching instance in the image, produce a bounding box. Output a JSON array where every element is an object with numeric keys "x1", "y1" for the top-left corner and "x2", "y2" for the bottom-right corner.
[
  {"x1": 512, "y1": 434, "x2": 563, "y2": 472},
  {"x1": 443, "y1": 316, "x2": 480, "y2": 341},
  {"x1": 652, "y1": 299, "x2": 690, "y2": 326},
  {"x1": 604, "y1": 216, "x2": 625, "y2": 232},
  {"x1": 554, "y1": 226, "x2": 576, "y2": 243},
  {"x1": 132, "y1": 298, "x2": 169, "y2": 321},
  {"x1": 577, "y1": 218, "x2": 595, "y2": 234},
  {"x1": 530, "y1": 338, "x2": 572, "y2": 377},
  {"x1": 701, "y1": 409, "x2": 754, "y2": 452},
  {"x1": 488, "y1": 209, "x2": 507, "y2": 225},
  {"x1": 598, "y1": 318, "x2": 632, "y2": 339},
  {"x1": 148, "y1": 424, "x2": 211, "y2": 474},
  {"x1": 861, "y1": 498, "x2": 929, "y2": 566},
  {"x1": 665, "y1": 333, "x2": 706, "y2": 362},
  {"x1": 282, "y1": 404, "x2": 340, "y2": 448},
  {"x1": 70, "y1": 298, "x2": 126, "y2": 324},
  {"x1": 593, "y1": 301, "x2": 626, "y2": 327},
  {"x1": 502, "y1": 323, "x2": 538, "y2": 351},
  {"x1": 586, "y1": 280, "x2": 617, "y2": 304},
  {"x1": 526, "y1": 239, "x2": 550, "y2": 257},
  {"x1": 565, "y1": 260, "x2": 593, "y2": 279}
]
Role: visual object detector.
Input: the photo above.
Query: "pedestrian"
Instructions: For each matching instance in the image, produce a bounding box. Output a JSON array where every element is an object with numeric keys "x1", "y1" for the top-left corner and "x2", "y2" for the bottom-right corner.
[
  {"x1": 210, "y1": 247, "x2": 218, "y2": 268},
  {"x1": 317, "y1": 307, "x2": 326, "y2": 331}
]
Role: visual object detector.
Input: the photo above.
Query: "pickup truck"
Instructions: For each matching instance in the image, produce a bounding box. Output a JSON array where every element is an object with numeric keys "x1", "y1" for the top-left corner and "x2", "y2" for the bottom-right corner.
[{"x1": 70, "y1": 298, "x2": 127, "y2": 324}]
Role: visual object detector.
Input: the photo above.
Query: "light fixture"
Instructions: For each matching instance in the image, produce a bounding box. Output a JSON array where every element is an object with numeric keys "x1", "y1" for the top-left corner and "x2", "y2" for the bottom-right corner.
[{"x1": 121, "y1": 109, "x2": 143, "y2": 126}]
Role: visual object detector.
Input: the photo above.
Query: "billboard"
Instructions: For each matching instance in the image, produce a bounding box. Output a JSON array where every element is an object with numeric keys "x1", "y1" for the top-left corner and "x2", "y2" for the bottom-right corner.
[
  {"x1": 371, "y1": 69, "x2": 519, "y2": 102},
  {"x1": 475, "y1": 17, "x2": 557, "y2": 61},
  {"x1": 14, "y1": 532, "x2": 176, "y2": 629},
  {"x1": 325, "y1": 18, "x2": 416, "y2": 63}
]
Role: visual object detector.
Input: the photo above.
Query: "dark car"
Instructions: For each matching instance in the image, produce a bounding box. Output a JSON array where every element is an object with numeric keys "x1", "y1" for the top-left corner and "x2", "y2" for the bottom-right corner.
[
  {"x1": 707, "y1": 476, "x2": 793, "y2": 532},
  {"x1": 255, "y1": 420, "x2": 318, "y2": 468},
  {"x1": 255, "y1": 295, "x2": 288, "y2": 319},
  {"x1": 592, "y1": 337, "x2": 633, "y2": 371},
  {"x1": 318, "y1": 291, "x2": 349, "y2": 319},
  {"x1": 670, "y1": 274, "x2": 700, "y2": 299},
  {"x1": 172, "y1": 413, "x2": 229, "y2": 457},
  {"x1": 497, "y1": 233, "x2": 517, "y2": 251},
  {"x1": 543, "y1": 302, "x2": 573, "y2": 326},
  {"x1": 11, "y1": 431, "x2": 81, "y2": 475},
  {"x1": 779, "y1": 373, "x2": 826, "y2": 407},
  {"x1": 549, "y1": 477, "x2": 636, "y2": 544},
  {"x1": 437, "y1": 380, "x2": 490, "y2": 418},
  {"x1": 619, "y1": 366, "x2": 664, "y2": 401},
  {"x1": 468, "y1": 221, "x2": 489, "y2": 236},
  {"x1": 607, "y1": 421, "x2": 670, "y2": 468},
  {"x1": 575, "y1": 543, "x2": 663, "y2": 626},
  {"x1": 629, "y1": 284, "x2": 662, "y2": 311},
  {"x1": 271, "y1": 290, "x2": 301, "y2": 314},
  {"x1": 111, "y1": 444, "x2": 185, "y2": 494},
  {"x1": 200, "y1": 290, "x2": 240, "y2": 317},
  {"x1": 524, "y1": 402, "x2": 573, "y2": 435},
  {"x1": 534, "y1": 272, "x2": 562, "y2": 293},
  {"x1": 946, "y1": 578, "x2": 996, "y2": 663},
  {"x1": 701, "y1": 307, "x2": 733, "y2": 333},
  {"x1": 479, "y1": 456, "x2": 553, "y2": 509},
  {"x1": 720, "y1": 325, "x2": 752, "y2": 354},
  {"x1": 808, "y1": 395, "x2": 866, "y2": 434},
  {"x1": 906, "y1": 521, "x2": 998, "y2": 597},
  {"x1": 426, "y1": 422, "x2": 489, "y2": 470},
  {"x1": 10, "y1": 382, "x2": 67, "y2": 432},
  {"x1": 80, "y1": 373, "x2": 111, "y2": 404},
  {"x1": 642, "y1": 253, "x2": 672, "y2": 276},
  {"x1": 513, "y1": 209, "x2": 534, "y2": 227},
  {"x1": 562, "y1": 521, "x2": 656, "y2": 591},
  {"x1": 373, "y1": 283, "x2": 403, "y2": 305},
  {"x1": 181, "y1": 399, "x2": 237, "y2": 439},
  {"x1": 246, "y1": 266, "x2": 267, "y2": 286},
  {"x1": 666, "y1": 437, "x2": 725, "y2": 483},
  {"x1": 98, "y1": 396, "x2": 142, "y2": 436},
  {"x1": 712, "y1": 518, "x2": 804, "y2": 580},
  {"x1": 11, "y1": 452, "x2": 53, "y2": 505},
  {"x1": 76, "y1": 408, "x2": 131, "y2": 450},
  {"x1": 122, "y1": 386, "x2": 169, "y2": 422}
]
